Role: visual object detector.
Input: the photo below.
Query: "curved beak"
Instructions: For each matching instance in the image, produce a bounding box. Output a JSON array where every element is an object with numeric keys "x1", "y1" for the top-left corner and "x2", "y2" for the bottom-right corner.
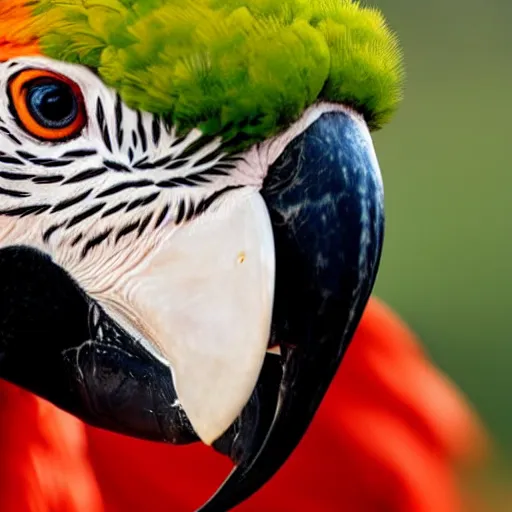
[{"x1": 200, "y1": 109, "x2": 385, "y2": 510}]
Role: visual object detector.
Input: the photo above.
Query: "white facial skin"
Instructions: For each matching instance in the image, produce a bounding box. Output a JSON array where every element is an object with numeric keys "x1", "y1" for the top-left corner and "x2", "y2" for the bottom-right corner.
[{"x1": 0, "y1": 55, "x2": 350, "y2": 443}]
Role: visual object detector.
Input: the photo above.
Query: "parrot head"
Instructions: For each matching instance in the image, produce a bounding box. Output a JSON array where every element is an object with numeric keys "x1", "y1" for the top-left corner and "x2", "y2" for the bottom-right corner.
[{"x1": 0, "y1": 0, "x2": 403, "y2": 509}]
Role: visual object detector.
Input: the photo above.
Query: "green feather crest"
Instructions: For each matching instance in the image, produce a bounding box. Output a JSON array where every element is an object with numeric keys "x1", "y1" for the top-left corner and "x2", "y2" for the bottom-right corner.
[{"x1": 31, "y1": 0, "x2": 404, "y2": 151}]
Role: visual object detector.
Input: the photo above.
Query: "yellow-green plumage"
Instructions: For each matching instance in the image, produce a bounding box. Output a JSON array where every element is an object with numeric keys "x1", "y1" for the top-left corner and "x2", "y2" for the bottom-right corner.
[{"x1": 30, "y1": 0, "x2": 404, "y2": 151}]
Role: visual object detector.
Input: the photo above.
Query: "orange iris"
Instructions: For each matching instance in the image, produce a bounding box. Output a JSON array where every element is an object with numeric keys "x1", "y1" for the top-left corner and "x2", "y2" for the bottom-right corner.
[{"x1": 8, "y1": 69, "x2": 86, "y2": 141}]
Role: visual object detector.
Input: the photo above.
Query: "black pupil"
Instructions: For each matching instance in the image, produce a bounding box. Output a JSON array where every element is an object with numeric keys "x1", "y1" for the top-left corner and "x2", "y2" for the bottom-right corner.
[{"x1": 26, "y1": 80, "x2": 78, "y2": 129}]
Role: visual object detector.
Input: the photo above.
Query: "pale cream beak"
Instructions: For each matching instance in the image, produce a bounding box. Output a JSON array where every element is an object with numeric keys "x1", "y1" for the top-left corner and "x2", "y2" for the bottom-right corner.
[{"x1": 90, "y1": 190, "x2": 275, "y2": 444}]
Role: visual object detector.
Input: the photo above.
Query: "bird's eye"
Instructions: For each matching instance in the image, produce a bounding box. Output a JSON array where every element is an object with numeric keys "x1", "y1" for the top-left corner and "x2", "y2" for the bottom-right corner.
[{"x1": 8, "y1": 69, "x2": 86, "y2": 141}]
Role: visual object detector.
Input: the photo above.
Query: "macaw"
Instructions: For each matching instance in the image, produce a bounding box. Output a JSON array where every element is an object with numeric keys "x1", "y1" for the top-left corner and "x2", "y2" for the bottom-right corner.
[{"x1": 0, "y1": 0, "x2": 487, "y2": 511}]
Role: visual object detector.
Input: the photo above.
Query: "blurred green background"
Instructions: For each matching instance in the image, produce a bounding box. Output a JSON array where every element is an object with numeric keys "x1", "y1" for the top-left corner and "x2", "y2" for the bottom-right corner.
[{"x1": 371, "y1": 0, "x2": 511, "y2": 504}]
